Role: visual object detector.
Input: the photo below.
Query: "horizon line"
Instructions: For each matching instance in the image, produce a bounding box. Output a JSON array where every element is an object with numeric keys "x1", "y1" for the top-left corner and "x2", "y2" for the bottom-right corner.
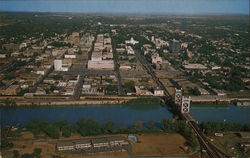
[{"x1": 0, "y1": 11, "x2": 249, "y2": 16}]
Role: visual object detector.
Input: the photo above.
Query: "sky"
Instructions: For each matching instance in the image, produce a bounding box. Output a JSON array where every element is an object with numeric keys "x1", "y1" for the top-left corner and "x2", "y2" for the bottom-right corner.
[{"x1": 0, "y1": 0, "x2": 249, "y2": 14}]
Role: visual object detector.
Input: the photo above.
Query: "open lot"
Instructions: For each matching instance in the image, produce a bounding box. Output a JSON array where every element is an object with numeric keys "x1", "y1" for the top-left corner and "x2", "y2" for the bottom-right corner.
[
  {"x1": 2, "y1": 132, "x2": 190, "y2": 157},
  {"x1": 132, "y1": 134, "x2": 187, "y2": 156}
]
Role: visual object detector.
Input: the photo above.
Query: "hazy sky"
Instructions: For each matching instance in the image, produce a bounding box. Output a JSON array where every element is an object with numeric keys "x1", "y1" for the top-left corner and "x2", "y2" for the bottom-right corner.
[{"x1": 0, "y1": 0, "x2": 249, "y2": 14}]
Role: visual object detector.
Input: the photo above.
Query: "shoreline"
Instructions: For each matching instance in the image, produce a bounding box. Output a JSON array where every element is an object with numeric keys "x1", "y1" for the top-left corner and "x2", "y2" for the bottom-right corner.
[{"x1": 0, "y1": 95, "x2": 250, "y2": 107}]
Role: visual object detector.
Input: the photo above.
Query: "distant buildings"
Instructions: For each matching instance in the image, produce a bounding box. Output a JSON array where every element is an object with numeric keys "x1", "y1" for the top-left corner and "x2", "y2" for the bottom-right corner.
[
  {"x1": 169, "y1": 39, "x2": 180, "y2": 53},
  {"x1": 87, "y1": 34, "x2": 114, "y2": 70}
]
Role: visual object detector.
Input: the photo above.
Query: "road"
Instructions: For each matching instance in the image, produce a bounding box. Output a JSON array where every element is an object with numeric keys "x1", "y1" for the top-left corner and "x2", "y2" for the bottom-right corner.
[
  {"x1": 72, "y1": 75, "x2": 84, "y2": 100},
  {"x1": 111, "y1": 36, "x2": 125, "y2": 96},
  {"x1": 135, "y1": 50, "x2": 230, "y2": 158}
]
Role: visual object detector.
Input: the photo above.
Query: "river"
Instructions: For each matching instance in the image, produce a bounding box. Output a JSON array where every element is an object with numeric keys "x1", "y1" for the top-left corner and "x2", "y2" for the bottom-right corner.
[{"x1": 0, "y1": 104, "x2": 249, "y2": 127}]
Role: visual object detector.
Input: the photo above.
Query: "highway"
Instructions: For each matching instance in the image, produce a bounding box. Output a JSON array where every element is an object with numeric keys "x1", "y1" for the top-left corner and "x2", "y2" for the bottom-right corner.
[{"x1": 135, "y1": 50, "x2": 230, "y2": 158}]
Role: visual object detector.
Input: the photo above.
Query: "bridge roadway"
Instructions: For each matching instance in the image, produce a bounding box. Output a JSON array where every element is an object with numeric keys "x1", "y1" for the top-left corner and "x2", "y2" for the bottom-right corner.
[{"x1": 135, "y1": 50, "x2": 230, "y2": 158}]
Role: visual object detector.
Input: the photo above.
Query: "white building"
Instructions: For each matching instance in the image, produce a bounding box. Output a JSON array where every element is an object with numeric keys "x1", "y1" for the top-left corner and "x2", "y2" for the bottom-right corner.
[
  {"x1": 36, "y1": 70, "x2": 45, "y2": 75},
  {"x1": 151, "y1": 54, "x2": 162, "y2": 64},
  {"x1": 64, "y1": 54, "x2": 76, "y2": 59},
  {"x1": 154, "y1": 88, "x2": 164, "y2": 96},
  {"x1": 125, "y1": 37, "x2": 139, "y2": 45},
  {"x1": 54, "y1": 59, "x2": 72, "y2": 71},
  {"x1": 183, "y1": 64, "x2": 207, "y2": 70},
  {"x1": 126, "y1": 46, "x2": 135, "y2": 54}
]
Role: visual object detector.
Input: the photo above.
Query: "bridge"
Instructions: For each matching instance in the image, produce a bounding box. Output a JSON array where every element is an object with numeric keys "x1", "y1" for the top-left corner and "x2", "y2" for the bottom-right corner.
[{"x1": 135, "y1": 50, "x2": 230, "y2": 158}]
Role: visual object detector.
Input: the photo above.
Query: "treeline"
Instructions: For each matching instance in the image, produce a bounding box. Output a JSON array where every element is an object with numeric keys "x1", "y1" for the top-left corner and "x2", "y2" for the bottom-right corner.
[
  {"x1": 200, "y1": 122, "x2": 250, "y2": 135},
  {"x1": 25, "y1": 119, "x2": 175, "y2": 138}
]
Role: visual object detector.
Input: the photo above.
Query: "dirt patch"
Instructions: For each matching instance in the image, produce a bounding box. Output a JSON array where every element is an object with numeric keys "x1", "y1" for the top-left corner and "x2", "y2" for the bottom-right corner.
[{"x1": 132, "y1": 134, "x2": 188, "y2": 156}]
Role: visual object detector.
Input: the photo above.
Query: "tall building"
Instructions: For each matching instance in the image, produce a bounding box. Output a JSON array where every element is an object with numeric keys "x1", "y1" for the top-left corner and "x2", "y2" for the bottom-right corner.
[{"x1": 169, "y1": 39, "x2": 180, "y2": 53}]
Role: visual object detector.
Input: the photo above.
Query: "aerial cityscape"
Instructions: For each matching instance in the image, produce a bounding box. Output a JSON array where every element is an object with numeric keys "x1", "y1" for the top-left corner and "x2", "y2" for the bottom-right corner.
[{"x1": 0, "y1": 0, "x2": 249, "y2": 158}]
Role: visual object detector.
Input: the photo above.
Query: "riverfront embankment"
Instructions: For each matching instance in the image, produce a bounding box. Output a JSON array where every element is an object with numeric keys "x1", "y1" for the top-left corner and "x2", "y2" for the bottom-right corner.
[
  {"x1": 0, "y1": 96, "x2": 136, "y2": 106},
  {"x1": 0, "y1": 96, "x2": 164, "y2": 106},
  {"x1": 0, "y1": 95, "x2": 250, "y2": 107}
]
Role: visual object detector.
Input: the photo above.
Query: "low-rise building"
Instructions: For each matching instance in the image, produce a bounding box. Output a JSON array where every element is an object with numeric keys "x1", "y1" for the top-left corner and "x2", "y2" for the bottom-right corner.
[
  {"x1": 151, "y1": 54, "x2": 162, "y2": 64},
  {"x1": 183, "y1": 64, "x2": 208, "y2": 70},
  {"x1": 154, "y1": 88, "x2": 164, "y2": 96},
  {"x1": 120, "y1": 65, "x2": 132, "y2": 71},
  {"x1": 0, "y1": 54, "x2": 7, "y2": 58},
  {"x1": 88, "y1": 60, "x2": 114, "y2": 70},
  {"x1": 126, "y1": 46, "x2": 135, "y2": 54},
  {"x1": 64, "y1": 54, "x2": 76, "y2": 59}
]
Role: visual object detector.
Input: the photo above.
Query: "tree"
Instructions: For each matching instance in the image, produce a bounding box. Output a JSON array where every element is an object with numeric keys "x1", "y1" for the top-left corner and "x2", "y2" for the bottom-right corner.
[
  {"x1": 188, "y1": 133, "x2": 199, "y2": 149},
  {"x1": 105, "y1": 85, "x2": 118, "y2": 94},
  {"x1": 33, "y1": 148, "x2": 42, "y2": 158},
  {"x1": 21, "y1": 153, "x2": 33, "y2": 158},
  {"x1": 26, "y1": 120, "x2": 48, "y2": 135},
  {"x1": 43, "y1": 125, "x2": 60, "y2": 139},
  {"x1": 134, "y1": 120, "x2": 143, "y2": 130},
  {"x1": 123, "y1": 80, "x2": 135, "y2": 92},
  {"x1": 77, "y1": 119, "x2": 103, "y2": 136},
  {"x1": 104, "y1": 121, "x2": 115, "y2": 133},
  {"x1": 54, "y1": 120, "x2": 69, "y2": 130},
  {"x1": 1, "y1": 139, "x2": 13, "y2": 148},
  {"x1": 189, "y1": 87, "x2": 201, "y2": 96},
  {"x1": 52, "y1": 75, "x2": 63, "y2": 80},
  {"x1": 61, "y1": 126, "x2": 71, "y2": 137},
  {"x1": 161, "y1": 119, "x2": 174, "y2": 132},
  {"x1": 147, "y1": 120, "x2": 155, "y2": 129},
  {"x1": 4, "y1": 100, "x2": 16, "y2": 106},
  {"x1": 13, "y1": 150, "x2": 20, "y2": 158}
]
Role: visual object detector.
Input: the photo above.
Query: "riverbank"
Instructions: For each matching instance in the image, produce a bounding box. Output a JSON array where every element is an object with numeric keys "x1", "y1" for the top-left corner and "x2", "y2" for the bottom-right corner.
[
  {"x1": 0, "y1": 96, "x2": 163, "y2": 107},
  {"x1": 1, "y1": 95, "x2": 250, "y2": 107},
  {"x1": 191, "y1": 104, "x2": 229, "y2": 108}
]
